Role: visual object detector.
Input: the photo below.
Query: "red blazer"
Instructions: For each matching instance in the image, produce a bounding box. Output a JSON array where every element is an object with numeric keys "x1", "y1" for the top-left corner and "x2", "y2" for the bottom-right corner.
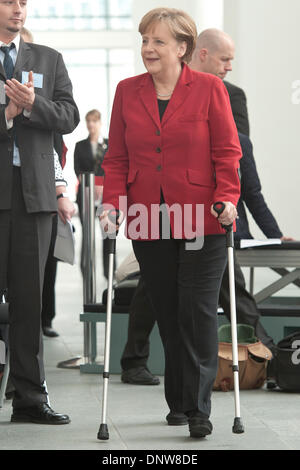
[{"x1": 102, "y1": 64, "x2": 242, "y2": 240}]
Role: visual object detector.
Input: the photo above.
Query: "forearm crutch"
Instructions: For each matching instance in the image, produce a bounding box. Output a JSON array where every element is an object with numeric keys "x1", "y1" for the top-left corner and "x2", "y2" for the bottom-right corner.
[
  {"x1": 97, "y1": 209, "x2": 119, "y2": 441},
  {"x1": 213, "y1": 202, "x2": 245, "y2": 434}
]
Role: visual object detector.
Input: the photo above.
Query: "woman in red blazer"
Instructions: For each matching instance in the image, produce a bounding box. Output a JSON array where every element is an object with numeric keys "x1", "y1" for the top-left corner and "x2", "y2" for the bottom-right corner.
[{"x1": 100, "y1": 8, "x2": 242, "y2": 439}]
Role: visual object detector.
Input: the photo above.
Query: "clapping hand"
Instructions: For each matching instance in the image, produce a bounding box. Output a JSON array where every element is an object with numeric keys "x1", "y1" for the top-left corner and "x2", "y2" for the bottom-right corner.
[{"x1": 4, "y1": 70, "x2": 35, "y2": 116}]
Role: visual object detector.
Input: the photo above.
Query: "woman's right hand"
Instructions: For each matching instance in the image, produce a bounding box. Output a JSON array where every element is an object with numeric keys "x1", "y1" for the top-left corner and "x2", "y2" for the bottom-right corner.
[{"x1": 99, "y1": 209, "x2": 124, "y2": 234}]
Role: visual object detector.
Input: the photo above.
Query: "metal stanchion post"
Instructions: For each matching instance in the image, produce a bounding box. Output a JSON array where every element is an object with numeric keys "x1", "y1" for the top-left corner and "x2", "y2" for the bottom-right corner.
[
  {"x1": 80, "y1": 173, "x2": 101, "y2": 373},
  {"x1": 82, "y1": 174, "x2": 96, "y2": 364},
  {"x1": 57, "y1": 173, "x2": 98, "y2": 371}
]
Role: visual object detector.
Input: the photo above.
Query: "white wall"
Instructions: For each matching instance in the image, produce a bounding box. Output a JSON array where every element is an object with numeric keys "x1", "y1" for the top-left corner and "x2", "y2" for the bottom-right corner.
[
  {"x1": 132, "y1": 0, "x2": 224, "y2": 74},
  {"x1": 224, "y1": 0, "x2": 300, "y2": 239}
]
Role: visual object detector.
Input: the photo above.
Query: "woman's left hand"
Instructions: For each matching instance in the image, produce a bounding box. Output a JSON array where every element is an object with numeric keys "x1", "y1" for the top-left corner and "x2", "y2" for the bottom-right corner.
[
  {"x1": 211, "y1": 201, "x2": 237, "y2": 226},
  {"x1": 99, "y1": 209, "x2": 124, "y2": 234}
]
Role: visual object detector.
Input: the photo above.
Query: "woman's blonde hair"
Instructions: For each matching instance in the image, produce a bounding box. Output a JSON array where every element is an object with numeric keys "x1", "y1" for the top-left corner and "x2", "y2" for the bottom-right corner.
[{"x1": 139, "y1": 8, "x2": 197, "y2": 64}]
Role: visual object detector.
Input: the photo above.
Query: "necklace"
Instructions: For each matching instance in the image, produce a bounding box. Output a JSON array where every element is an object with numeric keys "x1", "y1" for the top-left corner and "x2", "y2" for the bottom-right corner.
[
  {"x1": 155, "y1": 87, "x2": 174, "y2": 98},
  {"x1": 156, "y1": 92, "x2": 173, "y2": 97}
]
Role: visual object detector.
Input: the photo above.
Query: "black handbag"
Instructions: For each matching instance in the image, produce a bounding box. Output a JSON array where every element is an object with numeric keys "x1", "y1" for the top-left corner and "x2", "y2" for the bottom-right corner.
[{"x1": 274, "y1": 332, "x2": 300, "y2": 391}]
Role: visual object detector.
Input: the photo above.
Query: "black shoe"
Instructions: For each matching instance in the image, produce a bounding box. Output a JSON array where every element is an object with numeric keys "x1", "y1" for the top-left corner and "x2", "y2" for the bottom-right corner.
[
  {"x1": 11, "y1": 403, "x2": 70, "y2": 425},
  {"x1": 188, "y1": 416, "x2": 213, "y2": 438},
  {"x1": 166, "y1": 411, "x2": 188, "y2": 426},
  {"x1": 121, "y1": 367, "x2": 160, "y2": 385},
  {"x1": 266, "y1": 378, "x2": 278, "y2": 390},
  {"x1": 42, "y1": 326, "x2": 59, "y2": 338}
]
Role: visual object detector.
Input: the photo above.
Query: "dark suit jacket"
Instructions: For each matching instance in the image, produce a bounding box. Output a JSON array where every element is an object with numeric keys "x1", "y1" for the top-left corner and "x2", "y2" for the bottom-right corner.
[
  {"x1": 0, "y1": 38, "x2": 79, "y2": 212},
  {"x1": 235, "y1": 133, "x2": 283, "y2": 240},
  {"x1": 224, "y1": 81, "x2": 250, "y2": 137},
  {"x1": 74, "y1": 137, "x2": 108, "y2": 178}
]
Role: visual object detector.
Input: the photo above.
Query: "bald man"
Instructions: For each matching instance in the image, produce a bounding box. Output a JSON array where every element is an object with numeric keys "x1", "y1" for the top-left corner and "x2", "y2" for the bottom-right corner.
[
  {"x1": 189, "y1": 28, "x2": 276, "y2": 354},
  {"x1": 189, "y1": 28, "x2": 250, "y2": 136}
]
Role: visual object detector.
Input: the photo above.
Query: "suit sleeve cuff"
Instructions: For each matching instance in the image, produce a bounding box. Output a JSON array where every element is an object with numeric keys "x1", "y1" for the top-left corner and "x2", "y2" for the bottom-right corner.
[
  {"x1": 23, "y1": 109, "x2": 32, "y2": 119},
  {"x1": 5, "y1": 114, "x2": 13, "y2": 130}
]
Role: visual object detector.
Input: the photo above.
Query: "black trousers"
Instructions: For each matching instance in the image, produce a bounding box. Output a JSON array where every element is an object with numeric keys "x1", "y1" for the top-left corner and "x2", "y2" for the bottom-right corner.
[
  {"x1": 120, "y1": 277, "x2": 155, "y2": 371},
  {"x1": 132, "y1": 235, "x2": 227, "y2": 417},
  {"x1": 0, "y1": 168, "x2": 52, "y2": 409}
]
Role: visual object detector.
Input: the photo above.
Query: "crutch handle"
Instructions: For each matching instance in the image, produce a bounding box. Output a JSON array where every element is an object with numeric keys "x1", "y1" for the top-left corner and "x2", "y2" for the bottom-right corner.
[
  {"x1": 213, "y1": 201, "x2": 226, "y2": 216},
  {"x1": 213, "y1": 202, "x2": 234, "y2": 249},
  {"x1": 213, "y1": 202, "x2": 233, "y2": 232}
]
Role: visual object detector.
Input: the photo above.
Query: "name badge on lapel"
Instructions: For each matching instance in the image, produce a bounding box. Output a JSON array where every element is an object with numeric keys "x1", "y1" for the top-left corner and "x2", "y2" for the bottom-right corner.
[{"x1": 22, "y1": 71, "x2": 43, "y2": 88}]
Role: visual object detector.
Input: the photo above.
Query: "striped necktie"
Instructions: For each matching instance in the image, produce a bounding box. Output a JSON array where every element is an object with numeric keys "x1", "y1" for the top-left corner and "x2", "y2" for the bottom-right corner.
[
  {"x1": 0, "y1": 44, "x2": 15, "y2": 80},
  {"x1": 1, "y1": 44, "x2": 18, "y2": 148}
]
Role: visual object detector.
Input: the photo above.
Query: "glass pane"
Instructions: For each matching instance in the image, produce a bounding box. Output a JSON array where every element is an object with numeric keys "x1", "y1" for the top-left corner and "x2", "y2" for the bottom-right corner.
[
  {"x1": 26, "y1": 0, "x2": 132, "y2": 31},
  {"x1": 59, "y1": 46, "x2": 134, "y2": 199},
  {"x1": 108, "y1": 0, "x2": 132, "y2": 15},
  {"x1": 63, "y1": 49, "x2": 107, "y2": 66},
  {"x1": 61, "y1": 47, "x2": 134, "y2": 137}
]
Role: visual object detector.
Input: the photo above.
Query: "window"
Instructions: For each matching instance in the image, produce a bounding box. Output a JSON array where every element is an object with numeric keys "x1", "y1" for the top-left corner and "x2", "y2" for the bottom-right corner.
[
  {"x1": 26, "y1": 0, "x2": 133, "y2": 31},
  {"x1": 56, "y1": 47, "x2": 134, "y2": 198},
  {"x1": 61, "y1": 48, "x2": 134, "y2": 135}
]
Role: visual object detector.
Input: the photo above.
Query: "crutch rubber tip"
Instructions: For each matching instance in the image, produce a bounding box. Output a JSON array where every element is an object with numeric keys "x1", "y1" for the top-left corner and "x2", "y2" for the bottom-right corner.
[
  {"x1": 97, "y1": 423, "x2": 109, "y2": 440},
  {"x1": 232, "y1": 417, "x2": 245, "y2": 434}
]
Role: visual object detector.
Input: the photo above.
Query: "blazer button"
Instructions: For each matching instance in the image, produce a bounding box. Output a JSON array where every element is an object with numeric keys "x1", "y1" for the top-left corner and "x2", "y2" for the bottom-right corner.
[
  {"x1": 156, "y1": 147, "x2": 161, "y2": 153},
  {"x1": 156, "y1": 165, "x2": 162, "y2": 172},
  {"x1": 156, "y1": 130, "x2": 161, "y2": 136}
]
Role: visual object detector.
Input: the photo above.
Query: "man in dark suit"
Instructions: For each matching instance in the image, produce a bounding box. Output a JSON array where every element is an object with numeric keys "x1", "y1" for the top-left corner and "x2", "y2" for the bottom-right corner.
[
  {"x1": 223, "y1": 81, "x2": 249, "y2": 137},
  {"x1": 0, "y1": 1, "x2": 79, "y2": 424},
  {"x1": 189, "y1": 29, "x2": 276, "y2": 350},
  {"x1": 20, "y1": 27, "x2": 73, "y2": 338},
  {"x1": 189, "y1": 28, "x2": 250, "y2": 136}
]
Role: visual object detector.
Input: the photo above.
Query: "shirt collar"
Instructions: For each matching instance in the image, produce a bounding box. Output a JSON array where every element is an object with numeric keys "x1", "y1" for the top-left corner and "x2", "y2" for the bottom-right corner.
[
  {"x1": 89, "y1": 136, "x2": 104, "y2": 145},
  {"x1": 0, "y1": 34, "x2": 20, "y2": 54}
]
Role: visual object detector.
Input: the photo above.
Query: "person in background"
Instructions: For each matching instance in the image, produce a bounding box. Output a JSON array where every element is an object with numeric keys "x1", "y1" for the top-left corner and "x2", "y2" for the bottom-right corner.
[
  {"x1": 189, "y1": 29, "x2": 293, "y2": 352},
  {"x1": 100, "y1": 8, "x2": 241, "y2": 439},
  {"x1": 190, "y1": 28, "x2": 249, "y2": 136},
  {"x1": 74, "y1": 109, "x2": 113, "y2": 279}
]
